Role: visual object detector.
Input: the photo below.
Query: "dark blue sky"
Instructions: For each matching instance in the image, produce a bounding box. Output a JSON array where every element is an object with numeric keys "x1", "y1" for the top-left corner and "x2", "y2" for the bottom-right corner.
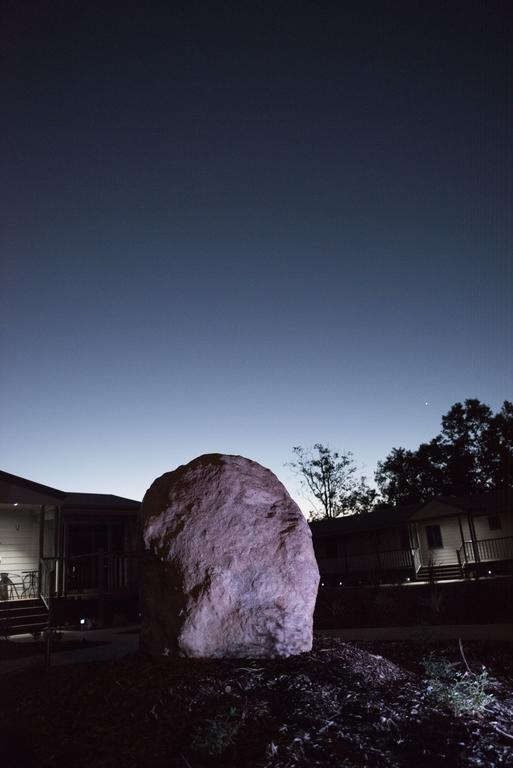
[{"x1": 1, "y1": 1, "x2": 511, "y2": 510}]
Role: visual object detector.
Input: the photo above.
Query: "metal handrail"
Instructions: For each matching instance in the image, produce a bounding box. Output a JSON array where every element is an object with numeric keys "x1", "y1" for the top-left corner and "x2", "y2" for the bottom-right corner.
[
  {"x1": 40, "y1": 557, "x2": 55, "y2": 610},
  {"x1": 456, "y1": 542, "x2": 467, "y2": 563}
]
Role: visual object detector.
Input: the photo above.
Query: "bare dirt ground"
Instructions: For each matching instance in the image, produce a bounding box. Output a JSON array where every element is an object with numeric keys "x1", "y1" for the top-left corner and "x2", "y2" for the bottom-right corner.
[{"x1": 1, "y1": 637, "x2": 512, "y2": 768}]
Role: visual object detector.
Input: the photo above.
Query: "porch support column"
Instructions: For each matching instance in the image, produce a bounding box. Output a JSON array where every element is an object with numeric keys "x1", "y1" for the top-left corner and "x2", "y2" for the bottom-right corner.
[
  {"x1": 457, "y1": 514, "x2": 465, "y2": 576},
  {"x1": 467, "y1": 512, "x2": 480, "y2": 579},
  {"x1": 408, "y1": 524, "x2": 416, "y2": 579},
  {"x1": 55, "y1": 506, "x2": 62, "y2": 596},
  {"x1": 38, "y1": 505, "x2": 45, "y2": 595},
  {"x1": 458, "y1": 515, "x2": 467, "y2": 560},
  {"x1": 97, "y1": 549, "x2": 105, "y2": 627},
  {"x1": 410, "y1": 523, "x2": 420, "y2": 579}
]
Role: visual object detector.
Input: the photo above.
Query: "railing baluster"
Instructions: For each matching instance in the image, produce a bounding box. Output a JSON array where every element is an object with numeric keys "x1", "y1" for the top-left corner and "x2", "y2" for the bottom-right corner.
[{"x1": 460, "y1": 536, "x2": 513, "y2": 563}]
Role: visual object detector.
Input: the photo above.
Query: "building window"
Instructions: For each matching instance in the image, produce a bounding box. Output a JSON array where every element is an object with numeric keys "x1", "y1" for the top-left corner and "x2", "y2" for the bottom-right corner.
[
  {"x1": 325, "y1": 539, "x2": 338, "y2": 559},
  {"x1": 488, "y1": 515, "x2": 502, "y2": 531},
  {"x1": 426, "y1": 524, "x2": 443, "y2": 549}
]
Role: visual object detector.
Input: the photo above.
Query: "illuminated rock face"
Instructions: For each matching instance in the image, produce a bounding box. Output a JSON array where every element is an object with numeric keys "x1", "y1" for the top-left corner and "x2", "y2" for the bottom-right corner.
[{"x1": 140, "y1": 454, "x2": 319, "y2": 658}]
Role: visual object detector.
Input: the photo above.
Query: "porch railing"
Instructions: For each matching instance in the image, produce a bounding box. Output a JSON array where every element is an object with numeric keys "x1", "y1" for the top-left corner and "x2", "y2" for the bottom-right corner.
[
  {"x1": 40, "y1": 551, "x2": 139, "y2": 598},
  {"x1": 318, "y1": 546, "x2": 417, "y2": 575},
  {"x1": 457, "y1": 536, "x2": 513, "y2": 565}
]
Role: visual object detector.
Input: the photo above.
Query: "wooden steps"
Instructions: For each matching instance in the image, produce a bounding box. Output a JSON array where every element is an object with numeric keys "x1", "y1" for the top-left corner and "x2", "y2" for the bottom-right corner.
[
  {"x1": 0, "y1": 598, "x2": 48, "y2": 637},
  {"x1": 417, "y1": 564, "x2": 463, "y2": 581}
]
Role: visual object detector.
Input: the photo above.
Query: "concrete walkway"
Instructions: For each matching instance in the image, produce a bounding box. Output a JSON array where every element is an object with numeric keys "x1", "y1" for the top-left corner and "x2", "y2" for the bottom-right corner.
[{"x1": 0, "y1": 625, "x2": 140, "y2": 676}]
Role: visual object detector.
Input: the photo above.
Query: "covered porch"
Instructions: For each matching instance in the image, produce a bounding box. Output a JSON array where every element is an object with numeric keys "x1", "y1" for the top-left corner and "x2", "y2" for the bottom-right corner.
[
  {"x1": 0, "y1": 504, "x2": 139, "y2": 603},
  {"x1": 0, "y1": 503, "x2": 56, "y2": 602},
  {"x1": 410, "y1": 496, "x2": 513, "y2": 579},
  {"x1": 0, "y1": 471, "x2": 141, "y2": 629}
]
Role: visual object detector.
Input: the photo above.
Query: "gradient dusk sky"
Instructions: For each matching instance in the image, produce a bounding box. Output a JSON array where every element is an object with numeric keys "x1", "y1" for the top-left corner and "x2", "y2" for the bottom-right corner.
[{"x1": 1, "y1": 1, "x2": 512, "y2": 512}]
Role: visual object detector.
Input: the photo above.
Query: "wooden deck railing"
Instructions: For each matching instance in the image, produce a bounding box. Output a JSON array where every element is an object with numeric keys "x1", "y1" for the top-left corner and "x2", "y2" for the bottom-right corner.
[
  {"x1": 40, "y1": 551, "x2": 139, "y2": 598},
  {"x1": 318, "y1": 547, "x2": 417, "y2": 575},
  {"x1": 457, "y1": 536, "x2": 513, "y2": 564}
]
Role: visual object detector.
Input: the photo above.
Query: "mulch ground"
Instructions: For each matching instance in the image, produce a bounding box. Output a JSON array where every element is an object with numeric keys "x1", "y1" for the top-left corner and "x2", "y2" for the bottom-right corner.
[{"x1": 1, "y1": 637, "x2": 512, "y2": 768}]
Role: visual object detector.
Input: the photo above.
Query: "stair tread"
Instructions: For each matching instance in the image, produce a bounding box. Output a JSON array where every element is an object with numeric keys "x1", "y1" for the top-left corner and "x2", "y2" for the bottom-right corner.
[
  {"x1": 1, "y1": 615, "x2": 48, "y2": 622},
  {"x1": 2, "y1": 625, "x2": 48, "y2": 634},
  {"x1": 2, "y1": 619, "x2": 48, "y2": 627},
  {"x1": 0, "y1": 598, "x2": 48, "y2": 636}
]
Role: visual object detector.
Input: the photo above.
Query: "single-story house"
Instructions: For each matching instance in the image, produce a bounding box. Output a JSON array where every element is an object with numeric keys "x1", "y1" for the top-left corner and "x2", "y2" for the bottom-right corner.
[
  {"x1": 0, "y1": 470, "x2": 140, "y2": 633},
  {"x1": 310, "y1": 489, "x2": 513, "y2": 586},
  {"x1": 2, "y1": 469, "x2": 511, "y2": 633}
]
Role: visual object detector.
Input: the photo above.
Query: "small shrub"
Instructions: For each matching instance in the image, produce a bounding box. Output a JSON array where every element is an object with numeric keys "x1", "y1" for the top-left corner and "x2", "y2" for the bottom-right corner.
[
  {"x1": 191, "y1": 707, "x2": 241, "y2": 755},
  {"x1": 421, "y1": 654, "x2": 494, "y2": 715}
]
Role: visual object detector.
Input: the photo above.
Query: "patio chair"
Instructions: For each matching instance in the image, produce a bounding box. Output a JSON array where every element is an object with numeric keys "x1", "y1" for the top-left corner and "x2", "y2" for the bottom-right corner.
[{"x1": 0, "y1": 572, "x2": 20, "y2": 600}]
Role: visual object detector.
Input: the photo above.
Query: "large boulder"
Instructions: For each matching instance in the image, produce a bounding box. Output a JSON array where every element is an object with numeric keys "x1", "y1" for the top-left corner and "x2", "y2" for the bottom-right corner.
[{"x1": 140, "y1": 454, "x2": 319, "y2": 658}]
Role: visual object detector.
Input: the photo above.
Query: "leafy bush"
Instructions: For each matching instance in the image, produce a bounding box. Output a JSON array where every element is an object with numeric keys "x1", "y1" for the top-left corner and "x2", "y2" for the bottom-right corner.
[
  {"x1": 191, "y1": 707, "x2": 241, "y2": 755},
  {"x1": 421, "y1": 654, "x2": 494, "y2": 715}
]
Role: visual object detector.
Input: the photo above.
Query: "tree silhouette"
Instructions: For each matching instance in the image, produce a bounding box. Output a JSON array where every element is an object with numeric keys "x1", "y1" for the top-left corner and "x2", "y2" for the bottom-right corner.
[
  {"x1": 375, "y1": 399, "x2": 513, "y2": 505},
  {"x1": 288, "y1": 443, "x2": 376, "y2": 519}
]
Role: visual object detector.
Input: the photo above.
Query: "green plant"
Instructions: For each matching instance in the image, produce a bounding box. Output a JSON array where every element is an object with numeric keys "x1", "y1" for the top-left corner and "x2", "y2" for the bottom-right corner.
[
  {"x1": 421, "y1": 653, "x2": 494, "y2": 715},
  {"x1": 191, "y1": 707, "x2": 241, "y2": 755}
]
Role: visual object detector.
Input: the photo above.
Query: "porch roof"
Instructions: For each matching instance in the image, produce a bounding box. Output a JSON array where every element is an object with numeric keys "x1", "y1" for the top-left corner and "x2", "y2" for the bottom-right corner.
[
  {"x1": 62, "y1": 492, "x2": 140, "y2": 511},
  {"x1": 0, "y1": 470, "x2": 140, "y2": 510},
  {"x1": 0, "y1": 469, "x2": 64, "y2": 503},
  {"x1": 309, "y1": 488, "x2": 512, "y2": 537},
  {"x1": 309, "y1": 503, "x2": 422, "y2": 537}
]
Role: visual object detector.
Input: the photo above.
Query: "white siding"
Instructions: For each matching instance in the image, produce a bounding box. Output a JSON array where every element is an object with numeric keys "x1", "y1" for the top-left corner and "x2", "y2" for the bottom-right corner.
[
  {"x1": 0, "y1": 508, "x2": 40, "y2": 592},
  {"x1": 418, "y1": 517, "x2": 462, "y2": 566},
  {"x1": 473, "y1": 511, "x2": 513, "y2": 539}
]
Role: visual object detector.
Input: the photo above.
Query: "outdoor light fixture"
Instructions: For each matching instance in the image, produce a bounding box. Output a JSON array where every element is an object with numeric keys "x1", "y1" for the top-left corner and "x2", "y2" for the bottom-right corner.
[
  {"x1": 321, "y1": 581, "x2": 325, "y2": 587},
  {"x1": 13, "y1": 503, "x2": 18, "y2": 506},
  {"x1": 488, "y1": 570, "x2": 492, "y2": 575},
  {"x1": 80, "y1": 618, "x2": 86, "y2": 625},
  {"x1": 338, "y1": 581, "x2": 343, "y2": 586},
  {"x1": 406, "y1": 577, "x2": 411, "y2": 582}
]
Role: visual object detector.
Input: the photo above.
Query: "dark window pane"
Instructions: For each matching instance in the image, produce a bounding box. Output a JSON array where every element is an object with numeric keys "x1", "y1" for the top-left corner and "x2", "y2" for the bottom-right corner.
[{"x1": 426, "y1": 525, "x2": 443, "y2": 549}]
